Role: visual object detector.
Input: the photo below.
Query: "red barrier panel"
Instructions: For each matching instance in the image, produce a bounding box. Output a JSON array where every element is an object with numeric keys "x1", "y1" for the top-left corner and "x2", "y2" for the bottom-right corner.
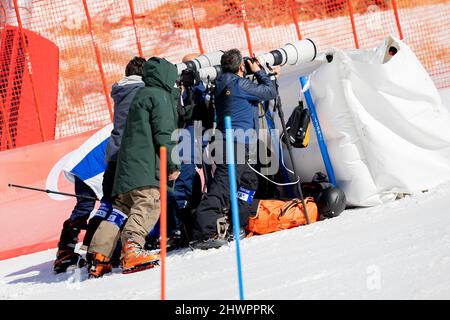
[{"x1": 0, "y1": 130, "x2": 96, "y2": 260}]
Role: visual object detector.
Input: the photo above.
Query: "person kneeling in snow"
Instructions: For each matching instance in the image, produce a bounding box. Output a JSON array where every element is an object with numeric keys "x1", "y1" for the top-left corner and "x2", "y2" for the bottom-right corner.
[
  {"x1": 53, "y1": 57, "x2": 146, "y2": 274},
  {"x1": 87, "y1": 57, "x2": 180, "y2": 277}
]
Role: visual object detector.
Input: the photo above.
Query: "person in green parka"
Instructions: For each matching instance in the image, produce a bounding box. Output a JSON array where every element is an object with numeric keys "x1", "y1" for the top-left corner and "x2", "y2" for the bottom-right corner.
[{"x1": 88, "y1": 57, "x2": 180, "y2": 277}]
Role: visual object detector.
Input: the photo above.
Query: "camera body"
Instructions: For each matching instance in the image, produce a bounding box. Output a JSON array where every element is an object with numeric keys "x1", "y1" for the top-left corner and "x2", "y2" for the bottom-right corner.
[
  {"x1": 243, "y1": 56, "x2": 259, "y2": 76},
  {"x1": 179, "y1": 68, "x2": 200, "y2": 88}
]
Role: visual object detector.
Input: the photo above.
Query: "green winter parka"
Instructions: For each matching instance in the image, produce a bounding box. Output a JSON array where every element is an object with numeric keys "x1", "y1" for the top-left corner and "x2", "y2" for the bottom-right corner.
[{"x1": 112, "y1": 57, "x2": 179, "y2": 196}]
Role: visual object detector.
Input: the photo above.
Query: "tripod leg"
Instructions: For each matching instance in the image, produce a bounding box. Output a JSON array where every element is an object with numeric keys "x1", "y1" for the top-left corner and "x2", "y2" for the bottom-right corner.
[{"x1": 275, "y1": 96, "x2": 311, "y2": 224}]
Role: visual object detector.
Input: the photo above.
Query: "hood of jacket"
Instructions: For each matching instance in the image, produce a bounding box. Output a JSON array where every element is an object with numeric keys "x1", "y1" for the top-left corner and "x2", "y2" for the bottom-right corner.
[
  {"x1": 143, "y1": 57, "x2": 177, "y2": 93},
  {"x1": 111, "y1": 75, "x2": 144, "y2": 103}
]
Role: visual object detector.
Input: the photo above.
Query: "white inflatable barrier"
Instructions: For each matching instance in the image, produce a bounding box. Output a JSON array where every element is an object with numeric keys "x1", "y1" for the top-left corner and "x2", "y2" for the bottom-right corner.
[{"x1": 277, "y1": 36, "x2": 450, "y2": 206}]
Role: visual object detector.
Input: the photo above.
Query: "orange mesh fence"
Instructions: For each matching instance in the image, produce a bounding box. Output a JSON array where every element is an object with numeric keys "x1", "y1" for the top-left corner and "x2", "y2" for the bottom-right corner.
[{"x1": 0, "y1": 0, "x2": 448, "y2": 150}]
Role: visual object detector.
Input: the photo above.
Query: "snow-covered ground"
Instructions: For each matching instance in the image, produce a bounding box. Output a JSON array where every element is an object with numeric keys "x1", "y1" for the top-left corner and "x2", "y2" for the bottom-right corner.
[{"x1": 1, "y1": 179, "x2": 450, "y2": 300}]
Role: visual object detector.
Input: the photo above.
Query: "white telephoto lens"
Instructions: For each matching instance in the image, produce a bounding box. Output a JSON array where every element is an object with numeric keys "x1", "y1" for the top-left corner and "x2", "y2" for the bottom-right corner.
[
  {"x1": 194, "y1": 51, "x2": 224, "y2": 69},
  {"x1": 198, "y1": 65, "x2": 222, "y2": 82},
  {"x1": 282, "y1": 39, "x2": 317, "y2": 65}
]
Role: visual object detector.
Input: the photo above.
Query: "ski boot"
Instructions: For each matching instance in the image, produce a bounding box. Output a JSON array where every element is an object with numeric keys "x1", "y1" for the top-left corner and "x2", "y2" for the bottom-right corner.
[
  {"x1": 121, "y1": 241, "x2": 160, "y2": 274},
  {"x1": 54, "y1": 249, "x2": 86, "y2": 274},
  {"x1": 53, "y1": 219, "x2": 87, "y2": 274},
  {"x1": 88, "y1": 252, "x2": 113, "y2": 278},
  {"x1": 86, "y1": 241, "x2": 122, "y2": 270}
]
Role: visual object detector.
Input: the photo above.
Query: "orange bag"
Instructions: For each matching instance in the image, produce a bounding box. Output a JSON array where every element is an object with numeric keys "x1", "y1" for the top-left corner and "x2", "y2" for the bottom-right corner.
[{"x1": 246, "y1": 197, "x2": 318, "y2": 237}]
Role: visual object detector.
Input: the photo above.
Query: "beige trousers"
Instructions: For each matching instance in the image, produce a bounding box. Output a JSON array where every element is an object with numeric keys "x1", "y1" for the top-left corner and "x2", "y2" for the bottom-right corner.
[{"x1": 88, "y1": 187, "x2": 160, "y2": 258}]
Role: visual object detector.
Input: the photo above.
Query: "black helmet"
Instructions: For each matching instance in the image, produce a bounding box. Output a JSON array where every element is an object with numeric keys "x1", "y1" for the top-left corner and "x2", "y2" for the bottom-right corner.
[{"x1": 316, "y1": 187, "x2": 346, "y2": 219}]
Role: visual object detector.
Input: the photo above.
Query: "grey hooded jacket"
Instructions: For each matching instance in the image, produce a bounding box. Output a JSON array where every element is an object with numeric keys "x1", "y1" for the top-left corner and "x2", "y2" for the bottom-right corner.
[{"x1": 105, "y1": 75, "x2": 145, "y2": 162}]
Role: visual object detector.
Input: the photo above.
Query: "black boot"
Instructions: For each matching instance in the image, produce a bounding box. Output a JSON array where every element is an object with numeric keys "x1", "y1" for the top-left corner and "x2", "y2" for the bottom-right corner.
[
  {"x1": 226, "y1": 227, "x2": 246, "y2": 242},
  {"x1": 53, "y1": 219, "x2": 87, "y2": 274},
  {"x1": 144, "y1": 230, "x2": 188, "y2": 252},
  {"x1": 189, "y1": 237, "x2": 228, "y2": 250}
]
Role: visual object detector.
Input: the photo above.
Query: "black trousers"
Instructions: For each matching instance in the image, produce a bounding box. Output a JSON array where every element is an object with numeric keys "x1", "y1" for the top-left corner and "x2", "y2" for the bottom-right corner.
[
  {"x1": 69, "y1": 176, "x2": 97, "y2": 222},
  {"x1": 191, "y1": 142, "x2": 259, "y2": 241},
  {"x1": 101, "y1": 160, "x2": 117, "y2": 203}
]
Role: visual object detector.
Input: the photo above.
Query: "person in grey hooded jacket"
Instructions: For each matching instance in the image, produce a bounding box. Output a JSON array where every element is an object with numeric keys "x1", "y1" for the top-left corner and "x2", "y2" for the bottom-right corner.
[{"x1": 82, "y1": 57, "x2": 146, "y2": 253}]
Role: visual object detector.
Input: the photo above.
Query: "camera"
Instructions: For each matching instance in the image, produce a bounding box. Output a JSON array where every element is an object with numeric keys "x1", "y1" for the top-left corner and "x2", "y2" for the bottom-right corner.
[
  {"x1": 243, "y1": 56, "x2": 259, "y2": 76},
  {"x1": 179, "y1": 68, "x2": 200, "y2": 87},
  {"x1": 175, "y1": 51, "x2": 224, "y2": 76}
]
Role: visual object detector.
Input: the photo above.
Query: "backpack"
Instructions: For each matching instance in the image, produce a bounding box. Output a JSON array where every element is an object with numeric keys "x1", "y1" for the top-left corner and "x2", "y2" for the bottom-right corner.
[
  {"x1": 246, "y1": 197, "x2": 318, "y2": 237},
  {"x1": 283, "y1": 101, "x2": 311, "y2": 148}
]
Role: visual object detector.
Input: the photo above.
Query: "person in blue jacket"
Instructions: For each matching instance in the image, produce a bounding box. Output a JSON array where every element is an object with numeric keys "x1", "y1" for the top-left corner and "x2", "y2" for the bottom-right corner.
[{"x1": 190, "y1": 48, "x2": 279, "y2": 250}]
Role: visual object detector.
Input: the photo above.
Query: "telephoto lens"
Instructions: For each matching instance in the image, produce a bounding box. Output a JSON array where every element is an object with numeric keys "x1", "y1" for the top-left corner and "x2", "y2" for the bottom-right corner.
[
  {"x1": 257, "y1": 39, "x2": 316, "y2": 68},
  {"x1": 198, "y1": 65, "x2": 223, "y2": 83},
  {"x1": 175, "y1": 51, "x2": 224, "y2": 76}
]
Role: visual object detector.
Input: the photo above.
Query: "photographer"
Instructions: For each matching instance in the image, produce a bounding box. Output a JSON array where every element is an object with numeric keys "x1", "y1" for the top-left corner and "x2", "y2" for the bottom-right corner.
[{"x1": 190, "y1": 48, "x2": 280, "y2": 250}]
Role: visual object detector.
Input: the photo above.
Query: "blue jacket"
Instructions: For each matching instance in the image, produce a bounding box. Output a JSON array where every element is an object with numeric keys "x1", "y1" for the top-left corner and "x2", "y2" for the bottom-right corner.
[
  {"x1": 105, "y1": 75, "x2": 145, "y2": 162},
  {"x1": 214, "y1": 70, "x2": 277, "y2": 140}
]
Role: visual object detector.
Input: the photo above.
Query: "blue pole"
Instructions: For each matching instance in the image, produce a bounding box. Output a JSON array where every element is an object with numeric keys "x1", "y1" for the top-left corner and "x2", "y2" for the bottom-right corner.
[
  {"x1": 299, "y1": 76, "x2": 337, "y2": 186},
  {"x1": 224, "y1": 116, "x2": 245, "y2": 300}
]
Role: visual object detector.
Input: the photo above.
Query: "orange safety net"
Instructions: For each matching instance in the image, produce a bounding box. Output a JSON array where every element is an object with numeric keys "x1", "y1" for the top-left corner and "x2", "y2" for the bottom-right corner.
[{"x1": 0, "y1": 0, "x2": 448, "y2": 149}]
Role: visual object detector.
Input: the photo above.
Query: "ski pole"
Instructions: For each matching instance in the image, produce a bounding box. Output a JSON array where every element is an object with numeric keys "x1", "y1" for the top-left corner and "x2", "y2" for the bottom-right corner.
[
  {"x1": 159, "y1": 146, "x2": 167, "y2": 301},
  {"x1": 299, "y1": 76, "x2": 337, "y2": 186},
  {"x1": 7, "y1": 183, "x2": 99, "y2": 201},
  {"x1": 225, "y1": 116, "x2": 245, "y2": 300}
]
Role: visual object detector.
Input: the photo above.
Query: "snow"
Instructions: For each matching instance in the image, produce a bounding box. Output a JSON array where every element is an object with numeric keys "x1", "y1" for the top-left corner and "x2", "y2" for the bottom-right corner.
[{"x1": 1, "y1": 179, "x2": 450, "y2": 300}]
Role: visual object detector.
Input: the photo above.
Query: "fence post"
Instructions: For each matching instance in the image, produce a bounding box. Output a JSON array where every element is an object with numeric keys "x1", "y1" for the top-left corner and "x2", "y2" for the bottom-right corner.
[
  {"x1": 127, "y1": 0, "x2": 143, "y2": 57},
  {"x1": 82, "y1": 0, "x2": 113, "y2": 122},
  {"x1": 346, "y1": 0, "x2": 359, "y2": 49},
  {"x1": 288, "y1": 0, "x2": 302, "y2": 40},
  {"x1": 188, "y1": 0, "x2": 205, "y2": 54},
  {"x1": 12, "y1": 0, "x2": 46, "y2": 142},
  {"x1": 240, "y1": 0, "x2": 253, "y2": 56},
  {"x1": 391, "y1": 0, "x2": 404, "y2": 40}
]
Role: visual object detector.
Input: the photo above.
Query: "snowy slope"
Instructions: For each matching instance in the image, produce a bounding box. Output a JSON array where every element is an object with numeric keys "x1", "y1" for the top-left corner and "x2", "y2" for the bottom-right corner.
[{"x1": 1, "y1": 180, "x2": 450, "y2": 300}]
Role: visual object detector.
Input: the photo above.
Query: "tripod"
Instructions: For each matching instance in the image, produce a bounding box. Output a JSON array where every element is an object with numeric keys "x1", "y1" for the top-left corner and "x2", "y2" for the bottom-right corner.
[{"x1": 271, "y1": 77, "x2": 311, "y2": 224}]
